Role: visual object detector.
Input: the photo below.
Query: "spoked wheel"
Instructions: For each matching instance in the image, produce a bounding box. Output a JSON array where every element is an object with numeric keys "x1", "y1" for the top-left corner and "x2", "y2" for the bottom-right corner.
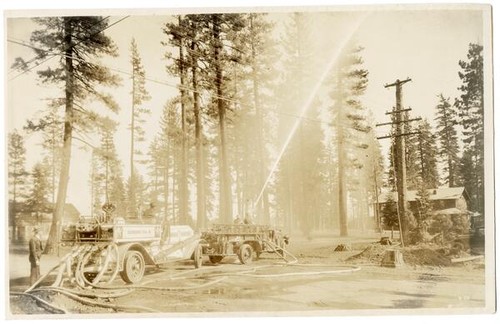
[
  {"x1": 238, "y1": 244, "x2": 253, "y2": 264},
  {"x1": 120, "y1": 250, "x2": 145, "y2": 284},
  {"x1": 193, "y1": 244, "x2": 204, "y2": 268},
  {"x1": 209, "y1": 255, "x2": 224, "y2": 264}
]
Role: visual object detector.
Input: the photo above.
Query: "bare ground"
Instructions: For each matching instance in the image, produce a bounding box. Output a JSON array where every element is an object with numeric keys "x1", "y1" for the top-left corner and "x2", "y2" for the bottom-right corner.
[{"x1": 7, "y1": 235, "x2": 486, "y2": 317}]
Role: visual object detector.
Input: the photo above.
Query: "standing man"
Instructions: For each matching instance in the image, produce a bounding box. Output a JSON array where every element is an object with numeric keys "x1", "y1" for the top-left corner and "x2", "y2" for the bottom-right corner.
[{"x1": 29, "y1": 226, "x2": 43, "y2": 286}]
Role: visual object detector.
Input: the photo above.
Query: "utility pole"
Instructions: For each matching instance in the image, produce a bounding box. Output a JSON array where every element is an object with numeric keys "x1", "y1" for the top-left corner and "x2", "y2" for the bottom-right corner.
[
  {"x1": 373, "y1": 166, "x2": 381, "y2": 233},
  {"x1": 377, "y1": 78, "x2": 419, "y2": 247}
]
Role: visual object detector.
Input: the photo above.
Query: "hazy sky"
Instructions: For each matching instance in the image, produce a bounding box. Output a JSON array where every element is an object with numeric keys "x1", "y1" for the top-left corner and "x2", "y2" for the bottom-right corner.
[{"x1": 5, "y1": 6, "x2": 489, "y2": 215}]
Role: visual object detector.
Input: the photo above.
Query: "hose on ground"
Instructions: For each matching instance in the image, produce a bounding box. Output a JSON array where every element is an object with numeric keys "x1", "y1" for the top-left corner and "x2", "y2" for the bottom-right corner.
[
  {"x1": 10, "y1": 292, "x2": 67, "y2": 314},
  {"x1": 84, "y1": 274, "x2": 227, "y2": 292},
  {"x1": 184, "y1": 263, "x2": 361, "y2": 279},
  {"x1": 33, "y1": 286, "x2": 134, "y2": 299},
  {"x1": 51, "y1": 245, "x2": 87, "y2": 288},
  {"x1": 24, "y1": 245, "x2": 90, "y2": 293},
  {"x1": 29, "y1": 288, "x2": 160, "y2": 313},
  {"x1": 234, "y1": 265, "x2": 361, "y2": 278}
]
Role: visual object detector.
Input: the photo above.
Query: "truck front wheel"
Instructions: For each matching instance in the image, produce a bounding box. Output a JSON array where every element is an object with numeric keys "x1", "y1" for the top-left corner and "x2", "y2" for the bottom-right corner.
[
  {"x1": 193, "y1": 244, "x2": 203, "y2": 268},
  {"x1": 120, "y1": 251, "x2": 145, "y2": 284}
]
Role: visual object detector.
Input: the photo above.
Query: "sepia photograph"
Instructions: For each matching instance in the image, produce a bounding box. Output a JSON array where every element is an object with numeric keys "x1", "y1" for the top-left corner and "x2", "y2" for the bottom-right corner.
[{"x1": 3, "y1": 1, "x2": 495, "y2": 319}]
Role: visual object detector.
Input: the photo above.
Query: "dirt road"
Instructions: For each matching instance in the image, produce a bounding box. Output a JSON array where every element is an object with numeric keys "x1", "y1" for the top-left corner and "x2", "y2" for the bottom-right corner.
[{"x1": 8, "y1": 236, "x2": 486, "y2": 316}]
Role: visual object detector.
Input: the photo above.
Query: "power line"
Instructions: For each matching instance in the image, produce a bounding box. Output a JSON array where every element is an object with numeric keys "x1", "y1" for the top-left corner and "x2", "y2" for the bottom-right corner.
[
  {"x1": 9, "y1": 54, "x2": 59, "y2": 81},
  {"x1": 102, "y1": 62, "x2": 334, "y2": 126},
  {"x1": 8, "y1": 16, "x2": 129, "y2": 81},
  {"x1": 9, "y1": 15, "x2": 379, "y2": 128},
  {"x1": 9, "y1": 16, "x2": 113, "y2": 75}
]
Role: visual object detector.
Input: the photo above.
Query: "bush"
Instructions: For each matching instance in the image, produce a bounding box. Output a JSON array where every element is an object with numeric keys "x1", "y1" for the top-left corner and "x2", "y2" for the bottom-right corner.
[
  {"x1": 429, "y1": 215, "x2": 453, "y2": 240},
  {"x1": 451, "y1": 214, "x2": 470, "y2": 235}
]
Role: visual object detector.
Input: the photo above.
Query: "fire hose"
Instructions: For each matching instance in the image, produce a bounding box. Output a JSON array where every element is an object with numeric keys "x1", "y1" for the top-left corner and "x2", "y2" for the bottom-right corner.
[
  {"x1": 14, "y1": 263, "x2": 361, "y2": 314},
  {"x1": 14, "y1": 242, "x2": 362, "y2": 314},
  {"x1": 34, "y1": 287, "x2": 159, "y2": 313},
  {"x1": 89, "y1": 244, "x2": 119, "y2": 285},
  {"x1": 73, "y1": 243, "x2": 120, "y2": 288},
  {"x1": 14, "y1": 286, "x2": 157, "y2": 314}
]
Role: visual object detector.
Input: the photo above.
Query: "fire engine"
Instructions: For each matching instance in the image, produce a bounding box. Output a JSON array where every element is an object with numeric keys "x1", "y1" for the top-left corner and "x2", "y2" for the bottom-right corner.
[{"x1": 59, "y1": 213, "x2": 203, "y2": 286}]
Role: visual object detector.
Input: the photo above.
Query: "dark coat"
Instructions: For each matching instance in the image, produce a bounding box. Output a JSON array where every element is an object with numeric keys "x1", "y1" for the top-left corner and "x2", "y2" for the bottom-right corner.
[{"x1": 29, "y1": 236, "x2": 43, "y2": 264}]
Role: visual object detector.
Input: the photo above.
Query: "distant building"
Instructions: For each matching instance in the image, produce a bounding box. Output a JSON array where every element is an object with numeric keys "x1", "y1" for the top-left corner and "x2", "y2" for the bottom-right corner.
[
  {"x1": 376, "y1": 187, "x2": 471, "y2": 226},
  {"x1": 9, "y1": 202, "x2": 80, "y2": 243}
]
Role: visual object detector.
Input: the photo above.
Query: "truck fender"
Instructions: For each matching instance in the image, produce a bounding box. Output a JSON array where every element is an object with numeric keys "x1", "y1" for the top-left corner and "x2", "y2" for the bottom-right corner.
[
  {"x1": 243, "y1": 240, "x2": 262, "y2": 254},
  {"x1": 117, "y1": 243, "x2": 156, "y2": 270},
  {"x1": 198, "y1": 238, "x2": 209, "y2": 247}
]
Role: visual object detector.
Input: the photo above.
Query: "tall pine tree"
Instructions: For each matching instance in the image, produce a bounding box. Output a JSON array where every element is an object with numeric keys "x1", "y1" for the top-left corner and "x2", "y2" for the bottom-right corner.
[
  {"x1": 329, "y1": 42, "x2": 371, "y2": 237},
  {"x1": 415, "y1": 119, "x2": 439, "y2": 188},
  {"x1": 434, "y1": 94, "x2": 460, "y2": 187},
  {"x1": 26, "y1": 162, "x2": 51, "y2": 225},
  {"x1": 17, "y1": 17, "x2": 120, "y2": 252},
  {"x1": 455, "y1": 43, "x2": 484, "y2": 213},
  {"x1": 8, "y1": 130, "x2": 28, "y2": 232},
  {"x1": 129, "y1": 38, "x2": 151, "y2": 218}
]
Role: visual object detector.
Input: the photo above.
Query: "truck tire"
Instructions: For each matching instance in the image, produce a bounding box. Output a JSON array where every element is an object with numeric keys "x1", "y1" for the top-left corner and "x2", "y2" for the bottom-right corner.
[
  {"x1": 193, "y1": 244, "x2": 203, "y2": 268},
  {"x1": 209, "y1": 256, "x2": 224, "y2": 264},
  {"x1": 238, "y1": 244, "x2": 253, "y2": 264},
  {"x1": 120, "y1": 250, "x2": 145, "y2": 284}
]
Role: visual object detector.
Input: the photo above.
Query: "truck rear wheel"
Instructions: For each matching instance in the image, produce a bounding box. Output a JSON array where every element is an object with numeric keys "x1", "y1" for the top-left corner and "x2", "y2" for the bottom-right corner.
[
  {"x1": 238, "y1": 244, "x2": 253, "y2": 264},
  {"x1": 120, "y1": 250, "x2": 145, "y2": 284}
]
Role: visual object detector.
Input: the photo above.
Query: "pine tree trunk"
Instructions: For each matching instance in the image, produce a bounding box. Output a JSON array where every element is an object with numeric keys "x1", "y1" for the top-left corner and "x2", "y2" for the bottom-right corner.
[
  {"x1": 337, "y1": 86, "x2": 348, "y2": 237},
  {"x1": 284, "y1": 158, "x2": 293, "y2": 232},
  {"x1": 213, "y1": 17, "x2": 232, "y2": 223},
  {"x1": 45, "y1": 18, "x2": 73, "y2": 254},
  {"x1": 192, "y1": 43, "x2": 206, "y2": 229},
  {"x1": 172, "y1": 150, "x2": 177, "y2": 224},
  {"x1": 448, "y1": 155, "x2": 454, "y2": 187},
  {"x1": 250, "y1": 15, "x2": 270, "y2": 225},
  {"x1": 129, "y1": 69, "x2": 136, "y2": 219},
  {"x1": 163, "y1": 140, "x2": 170, "y2": 224},
  {"x1": 178, "y1": 27, "x2": 189, "y2": 225},
  {"x1": 255, "y1": 90, "x2": 269, "y2": 223},
  {"x1": 298, "y1": 124, "x2": 309, "y2": 237}
]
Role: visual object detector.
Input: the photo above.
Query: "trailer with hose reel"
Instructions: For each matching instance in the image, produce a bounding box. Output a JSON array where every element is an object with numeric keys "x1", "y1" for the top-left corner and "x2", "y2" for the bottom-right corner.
[{"x1": 198, "y1": 224, "x2": 292, "y2": 265}]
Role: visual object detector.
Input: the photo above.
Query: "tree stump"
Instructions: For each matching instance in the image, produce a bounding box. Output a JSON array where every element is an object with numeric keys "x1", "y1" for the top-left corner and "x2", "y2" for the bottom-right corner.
[
  {"x1": 381, "y1": 248, "x2": 404, "y2": 267},
  {"x1": 334, "y1": 244, "x2": 351, "y2": 252},
  {"x1": 380, "y1": 237, "x2": 392, "y2": 245}
]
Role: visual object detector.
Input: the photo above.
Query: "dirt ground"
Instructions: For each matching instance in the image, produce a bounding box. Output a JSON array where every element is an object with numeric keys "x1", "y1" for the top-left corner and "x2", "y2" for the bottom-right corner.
[{"x1": 7, "y1": 234, "x2": 487, "y2": 317}]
